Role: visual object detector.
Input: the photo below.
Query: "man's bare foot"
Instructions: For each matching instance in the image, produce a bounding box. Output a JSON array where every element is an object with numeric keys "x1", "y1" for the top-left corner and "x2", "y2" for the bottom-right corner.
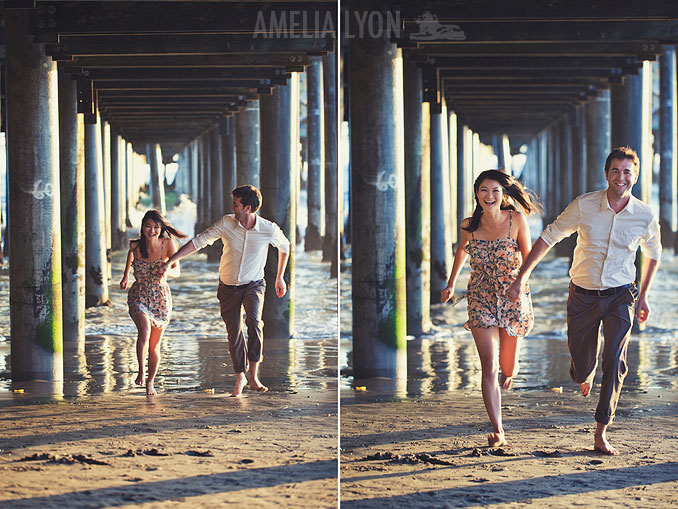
[
  {"x1": 135, "y1": 372, "x2": 145, "y2": 387},
  {"x1": 250, "y1": 383, "x2": 269, "y2": 393},
  {"x1": 488, "y1": 431, "x2": 507, "y2": 448},
  {"x1": 594, "y1": 422, "x2": 618, "y2": 455},
  {"x1": 581, "y1": 381, "x2": 593, "y2": 397},
  {"x1": 146, "y1": 380, "x2": 157, "y2": 397},
  {"x1": 230, "y1": 373, "x2": 248, "y2": 397},
  {"x1": 500, "y1": 374, "x2": 513, "y2": 390},
  {"x1": 250, "y1": 374, "x2": 268, "y2": 393}
]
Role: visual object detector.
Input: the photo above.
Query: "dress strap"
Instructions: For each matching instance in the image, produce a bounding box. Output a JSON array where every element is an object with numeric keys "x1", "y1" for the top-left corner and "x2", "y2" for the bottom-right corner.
[{"x1": 508, "y1": 210, "x2": 513, "y2": 238}]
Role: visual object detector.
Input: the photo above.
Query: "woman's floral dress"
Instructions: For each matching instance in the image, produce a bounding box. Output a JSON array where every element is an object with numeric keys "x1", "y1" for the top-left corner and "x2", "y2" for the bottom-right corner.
[
  {"x1": 128, "y1": 258, "x2": 171, "y2": 328},
  {"x1": 463, "y1": 211, "x2": 533, "y2": 337}
]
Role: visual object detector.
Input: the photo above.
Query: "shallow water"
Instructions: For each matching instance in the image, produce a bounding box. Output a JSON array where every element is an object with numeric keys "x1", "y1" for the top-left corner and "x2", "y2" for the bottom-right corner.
[
  {"x1": 341, "y1": 250, "x2": 678, "y2": 398},
  {"x1": 0, "y1": 207, "x2": 337, "y2": 398}
]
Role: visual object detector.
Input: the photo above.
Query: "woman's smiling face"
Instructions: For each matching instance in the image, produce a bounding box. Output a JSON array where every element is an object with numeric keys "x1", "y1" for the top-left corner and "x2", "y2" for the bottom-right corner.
[
  {"x1": 476, "y1": 178, "x2": 504, "y2": 212},
  {"x1": 142, "y1": 219, "x2": 161, "y2": 240}
]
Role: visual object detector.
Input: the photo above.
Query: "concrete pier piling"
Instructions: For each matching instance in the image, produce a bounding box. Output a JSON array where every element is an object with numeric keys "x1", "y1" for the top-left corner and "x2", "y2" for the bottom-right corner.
[
  {"x1": 236, "y1": 101, "x2": 260, "y2": 188},
  {"x1": 6, "y1": 9, "x2": 64, "y2": 380},
  {"x1": 323, "y1": 52, "x2": 339, "y2": 275},
  {"x1": 58, "y1": 69, "x2": 86, "y2": 345},
  {"x1": 306, "y1": 56, "x2": 325, "y2": 252},
  {"x1": 349, "y1": 37, "x2": 406, "y2": 379},
  {"x1": 260, "y1": 74, "x2": 299, "y2": 338},
  {"x1": 430, "y1": 103, "x2": 451, "y2": 304},
  {"x1": 403, "y1": 59, "x2": 431, "y2": 337},
  {"x1": 85, "y1": 118, "x2": 110, "y2": 308},
  {"x1": 659, "y1": 46, "x2": 678, "y2": 248},
  {"x1": 586, "y1": 89, "x2": 611, "y2": 192}
]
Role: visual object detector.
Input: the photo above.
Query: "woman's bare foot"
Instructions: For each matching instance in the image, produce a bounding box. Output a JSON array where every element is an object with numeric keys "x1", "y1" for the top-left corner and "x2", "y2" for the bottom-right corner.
[
  {"x1": 499, "y1": 374, "x2": 513, "y2": 390},
  {"x1": 488, "y1": 431, "x2": 507, "y2": 448},
  {"x1": 146, "y1": 380, "x2": 157, "y2": 397},
  {"x1": 593, "y1": 422, "x2": 618, "y2": 455},
  {"x1": 230, "y1": 373, "x2": 248, "y2": 397},
  {"x1": 581, "y1": 381, "x2": 592, "y2": 397},
  {"x1": 135, "y1": 372, "x2": 145, "y2": 387}
]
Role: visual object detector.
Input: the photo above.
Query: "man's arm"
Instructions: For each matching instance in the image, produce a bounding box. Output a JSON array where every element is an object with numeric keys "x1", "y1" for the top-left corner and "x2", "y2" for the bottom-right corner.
[
  {"x1": 506, "y1": 237, "x2": 553, "y2": 301},
  {"x1": 157, "y1": 240, "x2": 197, "y2": 276},
  {"x1": 275, "y1": 249, "x2": 290, "y2": 298},
  {"x1": 635, "y1": 256, "x2": 660, "y2": 323}
]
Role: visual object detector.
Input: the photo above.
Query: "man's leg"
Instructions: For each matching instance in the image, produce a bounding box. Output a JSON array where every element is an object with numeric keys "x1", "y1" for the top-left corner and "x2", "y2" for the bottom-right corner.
[
  {"x1": 566, "y1": 286, "x2": 603, "y2": 396},
  {"x1": 594, "y1": 286, "x2": 636, "y2": 454},
  {"x1": 243, "y1": 279, "x2": 267, "y2": 392},
  {"x1": 217, "y1": 282, "x2": 248, "y2": 396}
]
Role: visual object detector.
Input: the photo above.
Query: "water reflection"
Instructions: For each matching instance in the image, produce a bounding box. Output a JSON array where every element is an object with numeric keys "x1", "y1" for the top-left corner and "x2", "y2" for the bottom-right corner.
[
  {"x1": 342, "y1": 252, "x2": 678, "y2": 397},
  {"x1": 0, "y1": 249, "x2": 337, "y2": 397}
]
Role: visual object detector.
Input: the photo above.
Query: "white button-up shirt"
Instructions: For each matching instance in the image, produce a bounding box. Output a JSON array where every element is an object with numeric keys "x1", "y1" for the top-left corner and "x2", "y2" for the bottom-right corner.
[
  {"x1": 192, "y1": 214, "x2": 290, "y2": 286},
  {"x1": 540, "y1": 190, "x2": 661, "y2": 290}
]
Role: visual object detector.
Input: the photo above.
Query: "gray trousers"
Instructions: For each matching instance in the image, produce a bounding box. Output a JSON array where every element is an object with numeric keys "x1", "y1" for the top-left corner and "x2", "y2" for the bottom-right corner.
[
  {"x1": 217, "y1": 279, "x2": 266, "y2": 373},
  {"x1": 566, "y1": 283, "x2": 638, "y2": 425}
]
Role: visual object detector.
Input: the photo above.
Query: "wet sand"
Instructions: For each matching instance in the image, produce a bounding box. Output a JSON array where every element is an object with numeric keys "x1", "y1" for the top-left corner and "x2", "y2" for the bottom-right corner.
[
  {"x1": 340, "y1": 387, "x2": 677, "y2": 508},
  {"x1": 0, "y1": 390, "x2": 337, "y2": 507}
]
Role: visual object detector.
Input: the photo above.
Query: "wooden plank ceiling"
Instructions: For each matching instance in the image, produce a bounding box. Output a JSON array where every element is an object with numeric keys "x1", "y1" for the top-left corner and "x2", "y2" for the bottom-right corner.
[{"x1": 2, "y1": 0, "x2": 336, "y2": 155}]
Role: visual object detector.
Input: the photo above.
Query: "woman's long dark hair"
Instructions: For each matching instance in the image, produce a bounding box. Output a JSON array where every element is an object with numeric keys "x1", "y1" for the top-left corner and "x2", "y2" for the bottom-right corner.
[
  {"x1": 134, "y1": 209, "x2": 187, "y2": 258},
  {"x1": 462, "y1": 170, "x2": 542, "y2": 233}
]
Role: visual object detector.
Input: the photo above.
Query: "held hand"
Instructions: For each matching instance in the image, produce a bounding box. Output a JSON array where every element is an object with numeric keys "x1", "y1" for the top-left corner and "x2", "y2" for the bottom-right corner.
[
  {"x1": 156, "y1": 261, "x2": 169, "y2": 277},
  {"x1": 120, "y1": 277, "x2": 128, "y2": 290},
  {"x1": 506, "y1": 278, "x2": 523, "y2": 302},
  {"x1": 635, "y1": 294, "x2": 651, "y2": 323},
  {"x1": 441, "y1": 286, "x2": 454, "y2": 304},
  {"x1": 275, "y1": 276, "x2": 287, "y2": 298}
]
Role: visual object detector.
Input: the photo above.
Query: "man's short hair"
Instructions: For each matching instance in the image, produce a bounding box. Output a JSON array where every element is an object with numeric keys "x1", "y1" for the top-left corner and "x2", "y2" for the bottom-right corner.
[
  {"x1": 232, "y1": 185, "x2": 262, "y2": 213},
  {"x1": 604, "y1": 146, "x2": 640, "y2": 175}
]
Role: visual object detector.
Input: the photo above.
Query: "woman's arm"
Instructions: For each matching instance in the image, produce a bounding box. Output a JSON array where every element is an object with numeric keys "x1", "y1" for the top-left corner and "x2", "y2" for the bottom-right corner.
[
  {"x1": 441, "y1": 219, "x2": 471, "y2": 303},
  {"x1": 514, "y1": 211, "x2": 532, "y2": 264},
  {"x1": 120, "y1": 241, "x2": 136, "y2": 290},
  {"x1": 165, "y1": 238, "x2": 181, "y2": 278}
]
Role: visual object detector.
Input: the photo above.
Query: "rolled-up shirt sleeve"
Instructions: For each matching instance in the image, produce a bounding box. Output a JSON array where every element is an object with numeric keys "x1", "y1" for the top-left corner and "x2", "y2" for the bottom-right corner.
[
  {"x1": 270, "y1": 224, "x2": 290, "y2": 253},
  {"x1": 192, "y1": 218, "x2": 227, "y2": 251},
  {"x1": 640, "y1": 215, "x2": 662, "y2": 260},
  {"x1": 540, "y1": 196, "x2": 581, "y2": 247}
]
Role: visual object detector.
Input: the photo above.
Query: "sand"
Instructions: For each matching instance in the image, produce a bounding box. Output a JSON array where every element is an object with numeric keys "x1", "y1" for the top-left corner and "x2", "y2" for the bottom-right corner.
[
  {"x1": 340, "y1": 387, "x2": 678, "y2": 508},
  {"x1": 0, "y1": 389, "x2": 338, "y2": 508}
]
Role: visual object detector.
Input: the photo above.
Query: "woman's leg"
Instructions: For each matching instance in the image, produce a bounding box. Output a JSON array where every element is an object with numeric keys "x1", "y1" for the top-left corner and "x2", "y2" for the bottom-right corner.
[
  {"x1": 146, "y1": 326, "x2": 164, "y2": 396},
  {"x1": 471, "y1": 327, "x2": 506, "y2": 446},
  {"x1": 498, "y1": 329, "x2": 521, "y2": 390},
  {"x1": 131, "y1": 313, "x2": 151, "y2": 386}
]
